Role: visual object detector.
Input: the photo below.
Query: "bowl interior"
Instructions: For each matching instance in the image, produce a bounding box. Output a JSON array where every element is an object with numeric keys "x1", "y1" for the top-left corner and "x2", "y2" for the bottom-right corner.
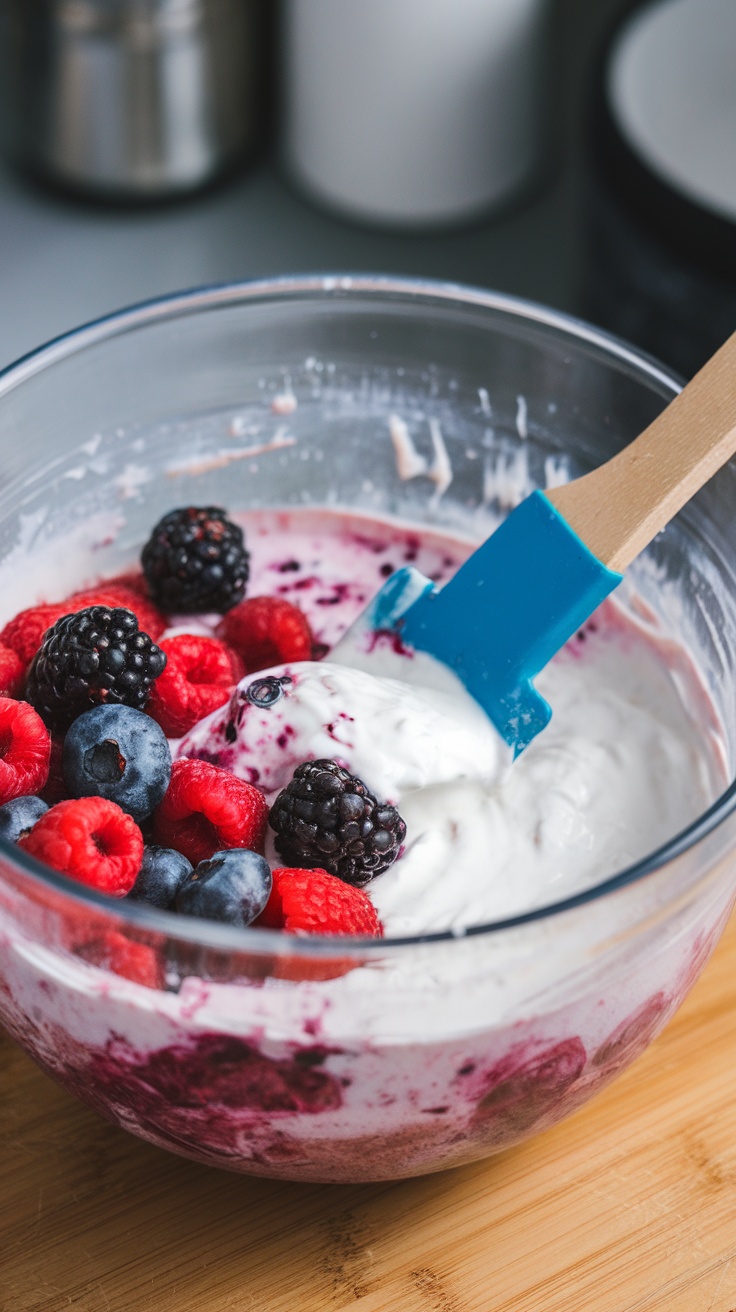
[{"x1": 0, "y1": 276, "x2": 734, "y2": 949}]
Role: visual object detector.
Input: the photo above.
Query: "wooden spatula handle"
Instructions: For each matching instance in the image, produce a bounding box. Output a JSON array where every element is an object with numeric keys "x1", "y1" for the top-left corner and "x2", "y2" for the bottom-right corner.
[{"x1": 546, "y1": 331, "x2": 736, "y2": 572}]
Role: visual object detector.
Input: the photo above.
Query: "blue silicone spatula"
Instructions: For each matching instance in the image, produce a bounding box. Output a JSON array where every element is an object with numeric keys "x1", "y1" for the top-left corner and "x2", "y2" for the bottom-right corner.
[{"x1": 335, "y1": 331, "x2": 736, "y2": 754}]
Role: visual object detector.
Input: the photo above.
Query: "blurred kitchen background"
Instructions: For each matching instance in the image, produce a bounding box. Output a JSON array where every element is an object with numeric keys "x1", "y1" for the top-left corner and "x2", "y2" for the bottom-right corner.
[{"x1": 0, "y1": 0, "x2": 733, "y2": 379}]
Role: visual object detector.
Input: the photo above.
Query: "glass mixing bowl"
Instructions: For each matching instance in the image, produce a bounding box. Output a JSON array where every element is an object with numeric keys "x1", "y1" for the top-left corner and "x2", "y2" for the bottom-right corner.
[{"x1": 0, "y1": 276, "x2": 734, "y2": 1183}]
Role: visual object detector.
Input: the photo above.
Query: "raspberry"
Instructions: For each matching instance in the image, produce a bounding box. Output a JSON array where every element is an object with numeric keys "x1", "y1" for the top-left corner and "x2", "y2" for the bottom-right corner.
[
  {"x1": 19, "y1": 797, "x2": 144, "y2": 895},
  {"x1": 0, "y1": 698, "x2": 51, "y2": 805},
  {"x1": 26, "y1": 606, "x2": 166, "y2": 730},
  {"x1": 1, "y1": 603, "x2": 71, "y2": 667},
  {"x1": 106, "y1": 571, "x2": 151, "y2": 600},
  {"x1": 141, "y1": 506, "x2": 249, "y2": 613},
  {"x1": 146, "y1": 634, "x2": 243, "y2": 737},
  {"x1": 0, "y1": 643, "x2": 25, "y2": 697},
  {"x1": 217, "y1": 596, "x2": 313, "y2": 673},
  {"x1": 258, "y1": 867, "x2": 383, "y2": 936},
  {"x1": 151, "y1": 757, "x2": 268, "y2": 866},
  {"x1": 0, "y1": 583, "x2": 165, "y2": 676},
  {"x1": 269, "y1": 759, "x2": 406, "y2": 887},
  {"x1": 77, "y1": 929, "x2": 161, "y2": 988}
]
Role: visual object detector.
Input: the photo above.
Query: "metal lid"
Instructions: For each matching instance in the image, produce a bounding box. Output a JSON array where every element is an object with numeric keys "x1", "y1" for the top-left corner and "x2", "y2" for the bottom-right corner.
[{"x1": 5, "y1": 0, "x2": 264, "y2": 199}]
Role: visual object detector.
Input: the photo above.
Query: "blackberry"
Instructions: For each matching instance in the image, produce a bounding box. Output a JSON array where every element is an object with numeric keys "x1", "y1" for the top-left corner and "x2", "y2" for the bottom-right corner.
[
  {"x1": 141, "y1": 506, "x2": 249, "y2": 613},
  {"x1": 269, "y1": 759, "x2": 406, "y2": 887},
  {"x1": 26, "y1": 606, "x2": 166, "y2": 730}
]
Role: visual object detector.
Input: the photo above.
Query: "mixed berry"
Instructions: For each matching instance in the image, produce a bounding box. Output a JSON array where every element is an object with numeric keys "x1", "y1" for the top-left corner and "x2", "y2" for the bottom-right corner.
[
  {"x1": 141, "y1": 506, "x2": 249, "y2": 613},
  {"x1": 151, "y1": 758, "x2": 269, "y2": 865},
  {"x1": 62, "y1": 703, "x2": 171, "y2": 822},
  {"x1": 270, "y1": 759, "x2": 406, "y2": 887},
  {"x1": 175, "y1": 848, "x2": 273, "y2": 927},
  {"x1": 128, "y1": 844, "x2": 193, "y2": 910},
  {"x1": 26, "y1": 605, "x2": 166, "y2": 729},
  {"x1": 19, "y1": 796, "x2": 144, "y2": 895},
  {"x1": 0, "y1": 505, "x2": 406, "y2": 947},
  {"x1": 147, "y1": 634, "x2": 244, "y2": 736}
]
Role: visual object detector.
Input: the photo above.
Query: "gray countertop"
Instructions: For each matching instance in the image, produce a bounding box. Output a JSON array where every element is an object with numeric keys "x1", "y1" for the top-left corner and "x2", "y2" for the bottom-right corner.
[
  {"x1": 0, "y1": 0, "x2": 625, "y2": 372},
  {"x1": 0, "y1": 157, "x2": 577, "y2": 372}
]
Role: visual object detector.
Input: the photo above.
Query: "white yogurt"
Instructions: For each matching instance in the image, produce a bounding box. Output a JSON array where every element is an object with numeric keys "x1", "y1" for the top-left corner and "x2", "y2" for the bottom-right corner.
[
  {"x1": 179, "y1": 531, "x2": 727, "y2": 936},
  {"x1": 179, "y1": 657, "x2": 509, "y2": 802},
  {"x1": 370, "y1": 612, "x2": 725, "y2": 932}
]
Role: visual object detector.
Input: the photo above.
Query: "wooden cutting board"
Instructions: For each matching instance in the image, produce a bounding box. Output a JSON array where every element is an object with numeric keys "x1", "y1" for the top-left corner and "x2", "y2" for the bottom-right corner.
[{"x1": 3, "y1": 913, "x2": 736, "y2": 1312}]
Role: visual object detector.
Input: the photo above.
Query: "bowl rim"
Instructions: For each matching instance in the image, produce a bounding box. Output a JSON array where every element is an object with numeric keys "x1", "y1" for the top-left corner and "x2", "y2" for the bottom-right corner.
[{"x1": 2, "y1": 271, "x2": 734, "y2": 957}]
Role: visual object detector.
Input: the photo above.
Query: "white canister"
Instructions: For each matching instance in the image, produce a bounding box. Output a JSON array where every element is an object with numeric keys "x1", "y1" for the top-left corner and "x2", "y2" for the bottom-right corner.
[{"x1": 281, "y1": 0, "x2": 550, "y2": 228}]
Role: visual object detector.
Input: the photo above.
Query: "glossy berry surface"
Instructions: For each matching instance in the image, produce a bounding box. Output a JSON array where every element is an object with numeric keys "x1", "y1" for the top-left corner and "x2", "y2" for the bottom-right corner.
[
  {"x1": 0, "y1": 794, "x2": 49, "y2": 843},
  {"x1": 0, "y1": 697, "x2": 52, "y2": 806},
  {"x1": 258, "y1": 866, "x2": 383, "y2": 936},
  {"x1": 19, "y1": 796, "x2": 144, "y2": 895},
  {"x1": 128, "y1": 844, "x2": 193, "y2": 910},
  {"x1": 175, "y1": 848, "x2": 272, "y2": 926},
  {"x1": 146, "y1": 634, "x2": 243, "y2": 737},
  {"x1": 0, "y1": 583, "x2": 164, "y2": 672},
  {"x1": 141, "y1": 506, "x2": 249, "y2": 614},
  {"x1": 269, "y1": 759, "x2": 406, "y2": 887},
  {"x1": 26, "y1": 606, "x2": 166, "y2": 730},
  {"x1": 62, "y1": 704, "x2": 172, "y2": 822},
  {"x1": 152, "y1": 757, "x2": 269, "y2": 866},
  {"x1": 217, "y1": 595, "x2": 313, "y2": 672}
]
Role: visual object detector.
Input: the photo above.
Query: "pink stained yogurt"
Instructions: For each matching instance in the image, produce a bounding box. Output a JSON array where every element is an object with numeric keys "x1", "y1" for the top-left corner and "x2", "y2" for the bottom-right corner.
[{"x1": 0, "y1": 506, "x2": 731, "y2": 1182}]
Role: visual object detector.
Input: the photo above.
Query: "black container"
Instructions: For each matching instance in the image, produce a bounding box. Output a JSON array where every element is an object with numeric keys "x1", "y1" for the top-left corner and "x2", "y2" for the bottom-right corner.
[{"x1": 582, "y1": 0, "x2": 736, "y2": 379}]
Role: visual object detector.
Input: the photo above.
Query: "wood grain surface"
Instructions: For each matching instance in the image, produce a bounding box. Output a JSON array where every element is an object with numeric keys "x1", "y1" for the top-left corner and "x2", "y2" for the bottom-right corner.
[{"x1": 4, "y1": 914, "x2": 736, "y2": 1312}]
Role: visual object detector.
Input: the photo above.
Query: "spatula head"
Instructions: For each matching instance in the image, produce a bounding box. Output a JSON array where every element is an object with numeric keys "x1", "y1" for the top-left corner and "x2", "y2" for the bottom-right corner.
[{"x1": 335, "y1": 492, "x2": 622, "y2": 754}]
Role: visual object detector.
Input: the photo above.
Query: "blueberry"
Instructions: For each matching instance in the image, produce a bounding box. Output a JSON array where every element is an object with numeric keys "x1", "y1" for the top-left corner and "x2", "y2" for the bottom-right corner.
[
  {"x1": 175, "y1": 849, "x2": 272, "y2": 926},
  {"x1": 128, "y1": 845, "x2": 193, "y2": 910},
  {"x1": 246, "y1": 675, "x2": 291, "y2": 708},
  {"x1": 0, "y1": 795, "x2": 48, "y2": 843},
  {"x1": 62, "y1": 704, "x2": 172, "y2": 822}
]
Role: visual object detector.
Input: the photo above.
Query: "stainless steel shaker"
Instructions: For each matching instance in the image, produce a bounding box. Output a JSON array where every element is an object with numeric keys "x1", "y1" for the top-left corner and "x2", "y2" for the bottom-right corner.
[{"x1": 5, "y1": 0, "x2": 263, "y2": 199}]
